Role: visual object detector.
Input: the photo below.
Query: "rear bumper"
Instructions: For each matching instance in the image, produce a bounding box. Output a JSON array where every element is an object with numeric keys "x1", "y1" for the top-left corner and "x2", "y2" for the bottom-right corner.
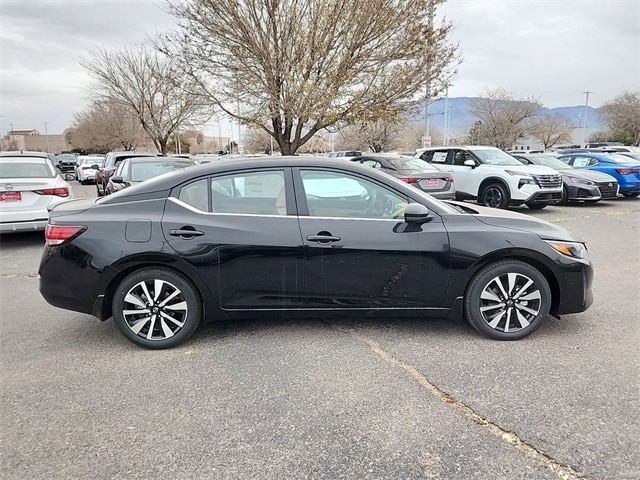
[{"x1": 0, "y1": 219, "x2": 48, "y2": 233}]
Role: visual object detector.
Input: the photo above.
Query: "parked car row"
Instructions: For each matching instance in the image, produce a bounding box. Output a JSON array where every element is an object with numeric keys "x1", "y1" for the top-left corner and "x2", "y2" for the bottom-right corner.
[{"x1": 409, "y1": 145, "x2": 639, "y2": 208}]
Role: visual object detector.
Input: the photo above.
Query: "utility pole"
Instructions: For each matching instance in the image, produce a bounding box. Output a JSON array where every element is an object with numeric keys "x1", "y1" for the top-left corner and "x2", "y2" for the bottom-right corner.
[
  {"x1": 582, "y1": 91, "x2": 593, "y2": 128},
  {"x1": 44, "y1": 122, "x2": 51, "y2": 152},
  {"x1": 423, "y1": 3, "x2": 434, "y2": 149}
]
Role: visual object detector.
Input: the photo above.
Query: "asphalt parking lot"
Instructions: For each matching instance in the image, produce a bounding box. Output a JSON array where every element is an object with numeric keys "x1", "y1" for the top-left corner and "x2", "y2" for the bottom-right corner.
[{"x1": 1, "y1": 183, "x2": 638, "y2": 480}]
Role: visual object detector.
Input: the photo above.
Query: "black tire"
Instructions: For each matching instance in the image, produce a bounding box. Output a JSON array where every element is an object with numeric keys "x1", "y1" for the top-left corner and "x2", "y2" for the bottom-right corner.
[
  {"x1": 112, "y1": 268, "x2": 202, "y2": 349},
  {"x1": 622, "y1": 192, "x2": 639, "y2": 198},
  {"x1": 526, "y1": 203, "x2": 547, "y2": 210},
  {"x1": 464, "y1": 260, "x2": 551, "y2": 340},
  {"x1": 480, "y1": 183, "x2": 509, "y2": 209},
  {"x1": 558, "y1": 186, "x2": 570, "y2": 206}
]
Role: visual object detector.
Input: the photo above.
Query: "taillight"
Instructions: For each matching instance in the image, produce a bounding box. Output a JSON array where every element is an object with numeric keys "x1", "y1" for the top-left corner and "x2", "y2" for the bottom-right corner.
[
  {"x1": 399, "y1": 177, "x2": 419, "y2": 184},
  {"x1": 45, "y1": 225, "x2": 86, "y2": 246},
  {"x1": 446, "y1": 176, "x2": 455, "y2": 182},
  {"x1": 35, "y1": 187, "x2": 70, "y2": 197},
  {"x1": 616, "y1": 168, "x2": 640, "y2": 175}
]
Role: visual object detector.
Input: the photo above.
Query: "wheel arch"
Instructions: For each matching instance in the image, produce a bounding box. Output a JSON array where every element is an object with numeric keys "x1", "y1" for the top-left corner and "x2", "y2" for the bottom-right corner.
[
  {"x1": 96, "y1": 254, "x2": 215, "y2": 322},
  {"x1": 478, "y1": 177, "x2": 511, "y2": 198},
  {"x1": 463, "y1": 251, "x2": 561, "y2": 316}
]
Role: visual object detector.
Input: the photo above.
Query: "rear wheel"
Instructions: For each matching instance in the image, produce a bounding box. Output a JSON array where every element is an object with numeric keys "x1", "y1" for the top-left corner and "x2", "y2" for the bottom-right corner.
[
  {"x1": 112, "y1": 268, "x2": 202, "y2": 349},
  {"x1": 464, "y1": 260, "x2": 551, "y2": 340},
  {"x1": 480, "y1": 183, "x2": 509, "y2": 209}
]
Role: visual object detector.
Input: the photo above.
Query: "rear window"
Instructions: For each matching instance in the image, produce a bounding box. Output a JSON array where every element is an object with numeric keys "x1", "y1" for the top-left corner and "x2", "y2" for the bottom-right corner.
[{"x1": 0, "y1": 162, "x2": 55, "y2": 178}]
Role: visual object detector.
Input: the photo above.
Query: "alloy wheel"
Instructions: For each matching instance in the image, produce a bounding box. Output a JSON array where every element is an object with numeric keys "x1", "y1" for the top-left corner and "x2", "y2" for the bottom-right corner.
[
  {"x1": 122, "y1": 278, "x2": 188, "y2": 341},
  {"x1": 478, "y1": 272, "x2": 542, "y2": 333}
]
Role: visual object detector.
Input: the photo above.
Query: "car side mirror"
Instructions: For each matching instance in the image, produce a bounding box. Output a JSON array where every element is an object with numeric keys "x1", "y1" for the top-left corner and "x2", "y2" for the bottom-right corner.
[
  {"x1": 404, "y1": 203, "x2": 430, "y2": 224},
  {"x1": 91, "y1": 164, "x2": 100, "y2": 170},
  {"x1": 64, "y1": 173, "x2": 76, "y2": 181},
  {"x1": 463, "y1": 159, "x2": 476, "y2": 168},
  {"x1": 111, "y1": 176, "x2": 124, "y2": 183}
]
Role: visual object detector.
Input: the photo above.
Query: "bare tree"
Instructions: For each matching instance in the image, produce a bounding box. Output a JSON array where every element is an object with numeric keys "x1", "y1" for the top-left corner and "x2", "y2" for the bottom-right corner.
[
  {"x1": 243, "y1": 125, "x2": 278, "y2": 154},
  {"x1": 346, "y1": 119, "x2": 405, "y2": 153},
  {"x1": 71, "y1": 99, "x2": 148, "y2": 153},
  {"x1": 80, "y1": 45, "x2": 212, "y2": 154},
  {"x1": 528, "y1": 113, "x2": 575, "y2": 150},
  {"x1": 160, "y1": 0, "x2": 460, "y2": 155},
  {"x1": 599, "y1": 90, "x2": 640, "y2": 145},
  {"x1": 469, "y1": 88, "x2": 543, "y2": 150}
]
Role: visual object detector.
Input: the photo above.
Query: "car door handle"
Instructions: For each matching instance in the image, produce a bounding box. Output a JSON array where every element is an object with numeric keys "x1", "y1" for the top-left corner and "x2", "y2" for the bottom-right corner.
[
  {"x1": 306, "y1": 234, "x2": 341, "y2": 244},
  {"x1": 169, "y1": 228, "x2": 205, "y2": 238}
]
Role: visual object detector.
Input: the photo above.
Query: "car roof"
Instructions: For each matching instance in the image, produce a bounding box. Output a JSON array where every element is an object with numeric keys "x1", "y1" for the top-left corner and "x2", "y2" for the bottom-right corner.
[
  {"x1": 99, "y1": 156, "x2": 419, "y2": 203},
  {"x1": 0, "y1": 150, "x2": 49, "y2": 157},
  {"x1": 124, "y1": 156, "x2": 194, "y2": 163}
]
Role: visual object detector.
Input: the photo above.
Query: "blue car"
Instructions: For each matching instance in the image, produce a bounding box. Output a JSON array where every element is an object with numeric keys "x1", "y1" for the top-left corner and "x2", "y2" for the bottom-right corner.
[{"x1": 557, "y1": 152, "x2": 640, "y2": 197}]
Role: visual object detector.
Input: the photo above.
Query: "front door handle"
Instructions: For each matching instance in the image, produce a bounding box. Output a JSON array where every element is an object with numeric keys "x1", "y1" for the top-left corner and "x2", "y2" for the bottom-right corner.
[{"x1": 306, "y1": 234, "x2": 341, "y2": 244}]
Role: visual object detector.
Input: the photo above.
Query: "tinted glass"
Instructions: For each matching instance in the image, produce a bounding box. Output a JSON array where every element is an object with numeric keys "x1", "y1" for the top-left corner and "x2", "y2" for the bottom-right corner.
[{"x1": 300, "y1": 170, "x2": 407, "y2": 219}]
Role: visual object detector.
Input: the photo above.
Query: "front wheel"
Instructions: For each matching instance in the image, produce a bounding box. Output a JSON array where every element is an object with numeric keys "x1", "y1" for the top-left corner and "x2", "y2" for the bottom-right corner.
[
  {"x1": 480, "y1": 183, "x2": 509, "y2": 209},
  {"x1": 112, "y1": 268, "x2": 202, "y2": 349},
  {"x1": 464, "y1": 260, "x2": 551, "y2": 340}
]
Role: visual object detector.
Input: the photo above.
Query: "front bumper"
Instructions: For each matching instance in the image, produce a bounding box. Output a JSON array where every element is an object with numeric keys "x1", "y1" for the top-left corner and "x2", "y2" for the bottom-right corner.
[{"x1": 554, "y1": 259, "x2": 594, "y2": 315}]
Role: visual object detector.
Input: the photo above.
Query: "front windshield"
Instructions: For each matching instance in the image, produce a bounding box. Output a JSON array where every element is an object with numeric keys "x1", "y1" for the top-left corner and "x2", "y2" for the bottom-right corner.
[
  {"x1": 527, "y1": 154, "x2": 572, "y2": 170},
  {"x1": 471, "y1": 148, "x2": 523, "y2": 166}
]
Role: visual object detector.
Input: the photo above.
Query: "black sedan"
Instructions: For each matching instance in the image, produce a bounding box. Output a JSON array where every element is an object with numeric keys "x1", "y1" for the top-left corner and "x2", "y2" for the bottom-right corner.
[
  {"x1": 106, "y1": 156, "x2": 196, "y2": 194},
  {"x1": 511, "y1": 153, "x2": 619, "y2": 204},
  {"x1": 39, "y1": 157, "x2": 593, "y2": 349},
  {"x1": 349, "y1": 154, "x2": 456, "y2": 200}
]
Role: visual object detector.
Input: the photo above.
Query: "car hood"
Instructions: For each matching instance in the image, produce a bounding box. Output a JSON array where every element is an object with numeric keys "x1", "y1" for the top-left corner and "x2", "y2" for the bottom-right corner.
[
  {"x1": 561, "y1": 169, "x2": 617, "y2": 182},
  {"x1": 444, "y1": 201, "x2": 583, "y2": 242},
  {"x1": 480, "y1": 164, "x2": 558, "y2": 175}
]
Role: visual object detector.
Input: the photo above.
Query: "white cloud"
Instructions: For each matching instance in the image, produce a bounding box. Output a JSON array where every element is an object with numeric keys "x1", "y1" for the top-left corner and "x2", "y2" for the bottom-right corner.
[{"x1": 1, "y1": 0, "x2": 638, "y2": 134}]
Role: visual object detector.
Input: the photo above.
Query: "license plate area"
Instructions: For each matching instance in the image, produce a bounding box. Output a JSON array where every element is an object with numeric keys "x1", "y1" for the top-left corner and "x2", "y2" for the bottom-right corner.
[{"x1": 0, "y1": 191, "x2": 22, "y2": 202}]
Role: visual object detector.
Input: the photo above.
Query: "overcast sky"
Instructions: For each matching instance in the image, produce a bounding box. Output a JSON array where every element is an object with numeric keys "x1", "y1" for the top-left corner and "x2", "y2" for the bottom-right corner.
[{"x1": 1, "y1": 0, "x2": 638, "y2": 134}]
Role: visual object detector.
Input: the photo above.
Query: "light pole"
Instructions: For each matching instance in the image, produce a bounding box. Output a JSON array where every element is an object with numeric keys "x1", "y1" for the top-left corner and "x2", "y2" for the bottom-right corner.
[
  {"x1": 43, "y1": 122, "x2": 51, "y2": 152},
  {"x1": 443, "y1": 83, "x2": 452, "y2": 145},
  {"x1": 582, "y1": 91, "x2": 593, "y2": 128}
]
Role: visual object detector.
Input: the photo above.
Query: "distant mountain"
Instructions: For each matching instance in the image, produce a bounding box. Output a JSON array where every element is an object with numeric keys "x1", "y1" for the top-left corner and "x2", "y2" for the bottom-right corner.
[{"x1": 418, "y1": 97, "x2": 602, "y2": 133}]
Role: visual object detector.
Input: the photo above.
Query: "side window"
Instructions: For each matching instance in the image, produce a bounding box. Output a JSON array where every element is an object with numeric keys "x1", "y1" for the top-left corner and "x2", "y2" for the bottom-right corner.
[
  {"x1": 178, "y1": 172, "x2": 286, "y2": 215},
  {"x1": 453, "y1": 150, "x2": 474, "y2": 166},
  {"x1": 179, "y1": 178, "x2": 209, "y2": 211},
  {"x1": 362, "y1": 160, "x2": 382, "y2": 169},
  {"x1": 419, "y1": 151, "x2": 434, "y2": 162},
  {"x1": 300, "y1": 170, "x2": 408, "y2": 219},
  {"x1": 572, "y1": 156, "x2": 591, "y2": 168},
  {"x1": 430, "y1": 151, "x2": 449, "y2": 164}
]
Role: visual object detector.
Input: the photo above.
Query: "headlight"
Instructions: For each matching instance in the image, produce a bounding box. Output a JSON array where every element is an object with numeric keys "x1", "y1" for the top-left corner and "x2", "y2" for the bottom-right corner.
[
  {"x1": 544, "y1": 240, "x2": 588, "y2": 259},
  {"x1": 518, "y1": 177, "x2": 537, "y2": 188}
]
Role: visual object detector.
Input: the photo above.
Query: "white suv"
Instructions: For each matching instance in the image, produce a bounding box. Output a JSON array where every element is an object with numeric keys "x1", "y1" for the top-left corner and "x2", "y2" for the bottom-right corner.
[{"x1": 415, "y1": 146, "x2": 562, "y2": 209}]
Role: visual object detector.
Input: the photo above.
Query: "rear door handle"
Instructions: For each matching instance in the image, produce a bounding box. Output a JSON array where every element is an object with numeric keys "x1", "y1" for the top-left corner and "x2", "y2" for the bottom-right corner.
[{"x1": 169, "y1": 228, "x2": 205, "y2": 239}]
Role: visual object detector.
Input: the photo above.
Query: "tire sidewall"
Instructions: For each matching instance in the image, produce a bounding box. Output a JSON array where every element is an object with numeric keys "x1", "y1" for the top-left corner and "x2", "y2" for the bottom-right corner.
[
  {"x1": 112, "y1": 268, "x2": 202, "y2": 349},
  {"x1": 464, "y1": 260, "x2": 551, "y2": 340},
  {"x1": 481, "y1": 183, "x2": 509, "y2": 209}
]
